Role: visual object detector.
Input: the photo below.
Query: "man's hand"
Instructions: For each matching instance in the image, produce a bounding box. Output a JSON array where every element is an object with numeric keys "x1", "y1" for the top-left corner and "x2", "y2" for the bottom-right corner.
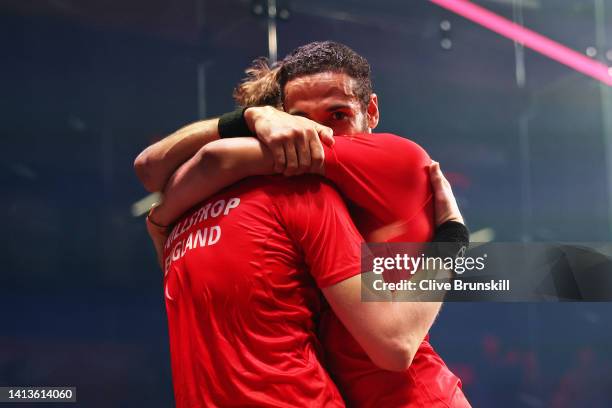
[
  {"x1": 244, "y1": 106, "x2": 334, "y2": 176},
  {"x1": 429, "y1": 161, "x2": 464, "y2": 226}
]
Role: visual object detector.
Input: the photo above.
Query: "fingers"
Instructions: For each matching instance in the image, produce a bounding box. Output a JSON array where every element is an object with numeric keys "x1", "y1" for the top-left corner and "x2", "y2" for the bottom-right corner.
[
  {"x1": 281, "y1": 128, "x2": 324, "y2": 176},
  {"x1": 270, "y1": 140, "x2": 287, "y2": 173},
  {"x1": 283, "y1": 140, "x2": 299, "y2": 176},
  {"x1": 270, "y1": 135, "x2": 309, "y2": 175},
  {"x1": 309, "y1": 135, "x2": 325, "y2": 174},
  {"x1": 317, "y1": 125, "x2": 335, "y2": 146},
  {"x1": 430, "y1": 161, "x2": 452, "y2": 192},
  {"x1": 429, "y1": 161, "x2": 464, "y2": 226},
  {"x1": 429, "y1": 162, "x2": 447, "y2": 197},
  {"x1": 295, "y1": 131, "x2": 312, "y2": 175},
  {"x1": 429, "y1": 161, "x2": 442, "y2": 193},
  {"x1": 251, "y1": 109, "x2": 332, "y2": 175}
]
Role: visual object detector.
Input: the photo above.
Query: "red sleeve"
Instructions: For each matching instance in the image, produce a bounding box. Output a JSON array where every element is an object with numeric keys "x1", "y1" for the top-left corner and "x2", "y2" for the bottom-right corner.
[
  {"x1": 322, "y1": 133, "x2": 434, "y2": 243},
  {"x1": 275, "y1": 175, "x2": 364, "y2": 288}
]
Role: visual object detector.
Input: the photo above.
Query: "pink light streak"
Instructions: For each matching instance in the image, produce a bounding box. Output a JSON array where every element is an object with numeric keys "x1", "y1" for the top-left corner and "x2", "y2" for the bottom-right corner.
[{"x1": 429, "y1": 0, "x2": 612, "y2": 86}]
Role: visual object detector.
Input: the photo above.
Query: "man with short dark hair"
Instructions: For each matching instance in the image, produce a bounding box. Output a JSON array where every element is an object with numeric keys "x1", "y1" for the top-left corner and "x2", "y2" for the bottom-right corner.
[{"x1": 279, "y1": 41, "x2": 373, "y2": 108}]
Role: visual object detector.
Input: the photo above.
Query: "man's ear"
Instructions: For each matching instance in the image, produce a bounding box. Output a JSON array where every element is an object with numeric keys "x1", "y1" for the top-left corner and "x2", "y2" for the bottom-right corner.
[{"x1": 367, "y1": 93, "x2": 380, "y2": 130}]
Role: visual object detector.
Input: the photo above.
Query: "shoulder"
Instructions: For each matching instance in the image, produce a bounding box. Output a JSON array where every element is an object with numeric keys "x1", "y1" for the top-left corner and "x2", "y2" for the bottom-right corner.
[
  {"x1": 332, "y1": 133, "x2": 431, "y2": 173},
  {"x1": 229, "y1": 175, "x2": 342, "y2": 211},
  {"x1": 372, "y1": 133, "x2": 429, "y2": 158},
  {"x1": 262, "y1": 174, "x2": 341, "y2": 199},
  {"x1": 335, "y1": 133, "x2": 429, "y2": 157}
]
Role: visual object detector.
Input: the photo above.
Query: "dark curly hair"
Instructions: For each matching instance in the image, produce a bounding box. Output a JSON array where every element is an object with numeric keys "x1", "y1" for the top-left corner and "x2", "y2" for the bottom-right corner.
[{"x1": 278, "y1": 41, "x2": 373, "y2": 109}]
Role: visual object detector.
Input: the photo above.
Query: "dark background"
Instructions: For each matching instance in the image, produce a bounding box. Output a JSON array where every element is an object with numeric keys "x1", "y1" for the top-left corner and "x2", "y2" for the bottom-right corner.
[{"x1": 2, "y1": 0, "x2": 612, "y2": 406}]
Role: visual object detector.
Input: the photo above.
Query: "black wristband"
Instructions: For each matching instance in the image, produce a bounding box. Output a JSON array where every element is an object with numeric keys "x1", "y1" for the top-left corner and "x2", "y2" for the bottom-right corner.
[
  {"x1": 218, "y1": 108, "x2": 255, "y2": 138},
  {"x1": 430, "y1": 220, "x2": 469, "y2": 259}
]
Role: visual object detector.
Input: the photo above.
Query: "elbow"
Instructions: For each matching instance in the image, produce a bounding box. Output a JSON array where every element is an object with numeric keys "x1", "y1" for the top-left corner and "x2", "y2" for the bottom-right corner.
[
  {"x1": 369, "y1": 337, "x2": 416, "y2": 372},
  {"x1": 198, "y1": 141, "x2": 238, "y2": 173},
  {"x1": 134, "y1": 151, "x2": 163, "y2": 193}
]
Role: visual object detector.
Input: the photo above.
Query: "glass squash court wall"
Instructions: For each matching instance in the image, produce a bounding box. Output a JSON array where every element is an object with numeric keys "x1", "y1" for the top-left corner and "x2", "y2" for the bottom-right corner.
[{"x1": 2, "y1": 1, "x2": 611, "y2": 406}]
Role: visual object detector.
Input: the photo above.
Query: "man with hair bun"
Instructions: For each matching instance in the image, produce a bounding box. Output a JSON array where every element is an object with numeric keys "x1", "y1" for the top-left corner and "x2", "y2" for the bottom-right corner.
[{"x1": 135, "y1": 41, "x2": 470, "y2": 407}]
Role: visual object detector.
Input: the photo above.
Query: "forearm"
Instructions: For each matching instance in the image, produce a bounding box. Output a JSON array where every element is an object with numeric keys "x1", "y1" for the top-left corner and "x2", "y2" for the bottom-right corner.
[
  {"x1": 379, "y1": 298, "x2": 442, "y2": 369},
  {"x1": 324, "y1": 264, "x2": 450, "y2": 372},
  {"x1": 387, "y1": 294, "x2": 444, "y2": 363},
  {"x1": 134, "y1": 118, "x2": 220, "y2": 192},
  {"x1": 350, "y1": 227, "x2": 466, "y2": 370},
  {"x1": 150, "y1": 138, "x2": 275, "y2": 226},
  {"x1": 369, "y1": 300, "x2": 441, "y2": 370}
]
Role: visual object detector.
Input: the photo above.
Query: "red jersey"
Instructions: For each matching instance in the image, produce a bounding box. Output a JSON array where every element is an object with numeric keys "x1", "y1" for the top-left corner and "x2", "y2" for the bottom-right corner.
[
  {"x1": 322, "y1": 133, "x2": 470, "y2": 407},
  {"x1": 162, "y1": 175, "x2": 363, "y2": 407}
]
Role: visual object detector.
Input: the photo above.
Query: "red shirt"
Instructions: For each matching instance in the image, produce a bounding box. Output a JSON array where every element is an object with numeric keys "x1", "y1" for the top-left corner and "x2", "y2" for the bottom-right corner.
[
  {"x1": 163, "y1": 175, "x2": 363, "y2": 407},
  {"x1": 322, "y1": 133, "x2": 469, "y2": 407}
]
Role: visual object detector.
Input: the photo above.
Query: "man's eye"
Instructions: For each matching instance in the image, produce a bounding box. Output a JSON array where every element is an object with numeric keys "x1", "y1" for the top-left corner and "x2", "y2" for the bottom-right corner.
[{"x1": 332, "y1": 112, "x2": 347, "y2": 120}]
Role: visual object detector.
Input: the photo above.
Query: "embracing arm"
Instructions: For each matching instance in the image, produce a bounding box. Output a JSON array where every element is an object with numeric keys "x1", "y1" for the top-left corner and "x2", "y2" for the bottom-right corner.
[
  {"x1": 322, "y1": 163, "x2": 465, "y2": 372},
  {"x1": 322, "y1": 275, "x2": 444, "y2": 371},
  {"x1": 134, "y1": 118, "x2": 221, "y2": 192},
  {"x1": 147, "y1": 131, "x2": 330, "y2": 265},
  {"x1": 134, "y1": 106, "x2": 333, "y2": 193},
  {"x1": 145, "y1": 137, "x2": 278, "y2": 267},
  {"x1": 150, "y1": 137, "x2": 280, "y2": 227},
  {"x1": 281, "y1": 176, "x2": 444, "y2": 372}
]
